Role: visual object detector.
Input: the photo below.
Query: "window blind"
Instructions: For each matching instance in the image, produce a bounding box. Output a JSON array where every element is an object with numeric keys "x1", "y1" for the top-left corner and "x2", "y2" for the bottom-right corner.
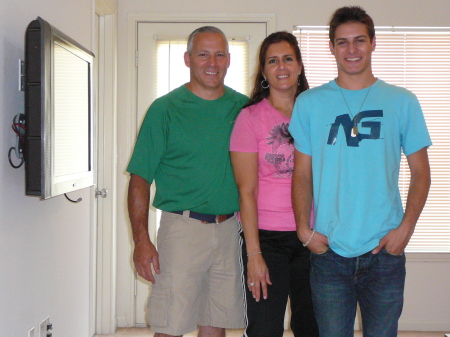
[{"x1": 294, "y1": 27, "x2": 450, "y2": 253}]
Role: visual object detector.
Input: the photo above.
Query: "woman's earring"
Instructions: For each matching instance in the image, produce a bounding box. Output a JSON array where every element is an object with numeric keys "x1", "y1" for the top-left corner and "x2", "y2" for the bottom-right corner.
[
  {"x1": 298, "y1": 75, "x2": 301, "y2": 86},
  {"x1": 261, "y1": 78, "x2": 270, "y2": 89}
]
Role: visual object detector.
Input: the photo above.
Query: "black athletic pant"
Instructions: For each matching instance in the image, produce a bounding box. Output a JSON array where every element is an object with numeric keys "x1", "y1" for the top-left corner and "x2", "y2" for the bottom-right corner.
[{"x1": 241, "y1": 230, "x2": 318, "y2": 337}]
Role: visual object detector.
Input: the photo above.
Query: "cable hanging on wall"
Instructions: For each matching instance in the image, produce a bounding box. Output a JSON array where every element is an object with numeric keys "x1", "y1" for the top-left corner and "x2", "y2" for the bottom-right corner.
[
  {"x1": 8, "y1": 113, "x2": 26, "y2": 169},
  {"x1": 64, "y1": 193, "x2": 82, "y2": 203}
]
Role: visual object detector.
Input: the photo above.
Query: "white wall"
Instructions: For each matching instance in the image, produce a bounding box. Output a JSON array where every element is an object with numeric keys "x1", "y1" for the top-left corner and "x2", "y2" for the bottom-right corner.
[
  {"x1": 116, "y1": 0, "x2": 450, "y2": 331},
  {"x1": 0, "y1": 1, "x2": 94, "y2": 337},
  {"x1": 117, "y1": 0, "x2": 450, "y2": 31}
]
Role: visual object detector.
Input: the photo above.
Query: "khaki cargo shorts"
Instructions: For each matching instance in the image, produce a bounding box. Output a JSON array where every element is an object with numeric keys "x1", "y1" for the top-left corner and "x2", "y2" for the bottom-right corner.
[{"x1": 148, "y1": 211, "x2": 245, "y2": 336}]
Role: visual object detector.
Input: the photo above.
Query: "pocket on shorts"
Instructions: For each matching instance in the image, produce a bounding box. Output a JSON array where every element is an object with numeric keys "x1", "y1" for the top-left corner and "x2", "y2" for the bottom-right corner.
[{"x1": 148, "y1": 272, "x2": 172, "y2": 327}]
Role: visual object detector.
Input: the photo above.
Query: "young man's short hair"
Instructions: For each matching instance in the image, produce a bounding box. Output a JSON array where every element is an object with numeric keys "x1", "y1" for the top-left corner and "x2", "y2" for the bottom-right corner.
[{"x1": 329, "y1": 6, "x2": 375, "y2": 45}]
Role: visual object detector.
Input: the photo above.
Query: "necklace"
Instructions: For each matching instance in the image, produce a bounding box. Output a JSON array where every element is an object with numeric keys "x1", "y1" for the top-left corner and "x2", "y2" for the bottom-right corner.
[
  {"x1": 335, "y1": 79, "x2": 374, "y2": 137},
  {"x1": 267, "y1": 96, "x2": 293, "y2": 118}
]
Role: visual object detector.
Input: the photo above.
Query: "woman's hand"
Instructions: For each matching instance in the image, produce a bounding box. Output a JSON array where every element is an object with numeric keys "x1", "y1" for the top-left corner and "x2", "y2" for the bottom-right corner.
[{"x1": 247, "y1": 254, "x2": 272, "y2": 302}]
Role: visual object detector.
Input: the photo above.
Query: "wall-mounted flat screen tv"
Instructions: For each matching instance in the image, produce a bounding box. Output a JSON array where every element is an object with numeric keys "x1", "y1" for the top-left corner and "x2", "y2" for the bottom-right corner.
[{"x1": 25, "y1": 17, "x2": 94, "y2": 199}]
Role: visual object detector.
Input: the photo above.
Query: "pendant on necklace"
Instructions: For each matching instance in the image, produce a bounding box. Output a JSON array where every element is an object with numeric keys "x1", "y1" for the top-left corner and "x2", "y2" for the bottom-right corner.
[{"x1": 335, "y1": 78, "x2": 376, "y2": 139}]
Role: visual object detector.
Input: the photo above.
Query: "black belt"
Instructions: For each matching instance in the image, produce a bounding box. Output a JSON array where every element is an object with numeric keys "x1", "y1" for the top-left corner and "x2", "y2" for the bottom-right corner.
[{"x1": 171, "y1": 211, "x2": 234, "y2": 224}]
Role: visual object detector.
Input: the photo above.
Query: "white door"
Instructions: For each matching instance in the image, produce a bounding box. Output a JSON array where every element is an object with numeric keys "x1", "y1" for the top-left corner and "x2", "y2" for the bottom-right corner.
[{"x1": 134, "y1": 21, "x2": 267, "y2": 326}]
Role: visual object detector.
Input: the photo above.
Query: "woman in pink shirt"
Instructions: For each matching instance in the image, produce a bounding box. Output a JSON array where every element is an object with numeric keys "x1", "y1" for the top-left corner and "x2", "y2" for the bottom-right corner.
[{"x1": 230, "y1": 32, "x2": 318, "y2": 337}]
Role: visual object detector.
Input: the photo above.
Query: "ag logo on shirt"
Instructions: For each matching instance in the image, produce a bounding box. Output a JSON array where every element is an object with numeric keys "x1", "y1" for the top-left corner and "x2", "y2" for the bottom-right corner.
[{"x1": 327, "y1": 110, "x2": 383, "y2": 147}]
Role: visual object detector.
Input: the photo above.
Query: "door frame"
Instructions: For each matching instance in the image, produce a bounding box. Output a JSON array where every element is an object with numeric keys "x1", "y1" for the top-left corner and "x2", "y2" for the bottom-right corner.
[
  {"x1": 117, "y1": 12, "x2": 275, "y2": 327},
  {"x1": 93, "y1": 0, "x2": 118, "y2": 335}
]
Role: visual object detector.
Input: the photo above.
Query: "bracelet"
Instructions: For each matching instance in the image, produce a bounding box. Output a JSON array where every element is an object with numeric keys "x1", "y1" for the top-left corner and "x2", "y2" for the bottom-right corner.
[
  {"x1": 247, "y1": 251, "x2": 262, "y2": 257},
  {"x1": 303, "y1": 230, "x2": 316, "y2": 247}
]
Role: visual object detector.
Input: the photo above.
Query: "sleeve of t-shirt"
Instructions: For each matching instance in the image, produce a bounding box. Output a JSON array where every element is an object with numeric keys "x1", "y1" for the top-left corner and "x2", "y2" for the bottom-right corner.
[
  {"x1": 400, "y1": 91, "x2": 432, "y2": 156},
  {"x1": 289, "y1": 95, "x2": 312, "y2": 156},
  {"x1": 126, "y1": 100, "x2": 168, "y2": 183},
  {"x1": 230, "y1": 107, "x2": 258, "y2": 152}
]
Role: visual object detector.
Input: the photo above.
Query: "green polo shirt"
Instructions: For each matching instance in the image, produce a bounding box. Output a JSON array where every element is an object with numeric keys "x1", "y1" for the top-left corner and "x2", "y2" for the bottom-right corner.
[{"x1": 127, "y1": 84, "x2": 248, "y2": 214}]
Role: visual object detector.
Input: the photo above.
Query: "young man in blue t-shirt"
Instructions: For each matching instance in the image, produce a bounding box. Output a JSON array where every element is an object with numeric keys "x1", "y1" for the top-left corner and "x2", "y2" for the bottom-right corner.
[{"x1": 289, "y1": 6, "x2": 431, "y2": 336}]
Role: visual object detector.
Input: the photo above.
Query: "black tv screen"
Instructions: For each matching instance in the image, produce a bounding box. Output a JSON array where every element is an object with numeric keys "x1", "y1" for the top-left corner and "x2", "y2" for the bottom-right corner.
[{"x1": 25, "y1": 17, "x2": 94, "y2": 199}]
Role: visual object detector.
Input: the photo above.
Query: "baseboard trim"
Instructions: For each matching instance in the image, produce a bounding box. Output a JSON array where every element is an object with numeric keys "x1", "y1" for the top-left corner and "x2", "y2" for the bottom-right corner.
[
  {"x1": 399, "y1": 319, "x2": 450, "y2": 331},
  {"x1": 116, "y1": 316, "x2": 127, "y2": 327}
]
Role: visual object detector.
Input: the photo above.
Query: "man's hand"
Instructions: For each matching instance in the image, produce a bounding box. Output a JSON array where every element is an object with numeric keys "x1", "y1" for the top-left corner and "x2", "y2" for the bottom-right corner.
[
  {"x1": 128, "y1": 174, "x2": 160, "y2": 283},
  {"x1": 292, "y1": 150, "x2": 330, "y2": 253},
  {"x1": 372, "y1": 222, "x2": 414, "y2": 255},
  {"x1": 298, "y1": 227, "x2": 329, "y2": 254},
  {"x1": 133, "y1": 240, "x2": 160, "y2": 284},
  {"x1": 373, "y1": 147, "x2": 430, "y2": 255}
]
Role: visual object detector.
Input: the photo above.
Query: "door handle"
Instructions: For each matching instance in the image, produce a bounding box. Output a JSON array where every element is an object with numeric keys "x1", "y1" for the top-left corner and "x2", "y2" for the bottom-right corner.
[{"x1": 95, "y1": 188, "x2": 108, "y2": 198}]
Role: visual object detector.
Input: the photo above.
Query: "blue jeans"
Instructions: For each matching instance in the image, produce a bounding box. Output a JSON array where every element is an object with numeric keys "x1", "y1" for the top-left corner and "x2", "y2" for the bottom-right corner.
[{"x1": 310, "y1": 248, "x2": 406, "y2": 337}]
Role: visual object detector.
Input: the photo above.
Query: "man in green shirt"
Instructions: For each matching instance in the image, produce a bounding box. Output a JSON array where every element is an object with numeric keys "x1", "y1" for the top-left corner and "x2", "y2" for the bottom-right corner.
[{"x1": 127, "y1": 26, "x2": 248, "y2": 337}]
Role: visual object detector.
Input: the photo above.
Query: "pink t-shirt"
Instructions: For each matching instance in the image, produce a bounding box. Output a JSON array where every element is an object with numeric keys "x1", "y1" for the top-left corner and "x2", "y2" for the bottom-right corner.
[{"x1": 230, "y1": 99, "x2": 296, "y2": 231}]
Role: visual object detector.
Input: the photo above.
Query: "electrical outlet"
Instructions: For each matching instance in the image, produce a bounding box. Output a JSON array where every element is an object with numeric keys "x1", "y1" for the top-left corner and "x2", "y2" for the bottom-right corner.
[
  {"x1": 39, "y1": 317, "x2": 52, "y2": 337},
  {"x1": 28, "y1": 327, "x2": 34, "y2": 337}
]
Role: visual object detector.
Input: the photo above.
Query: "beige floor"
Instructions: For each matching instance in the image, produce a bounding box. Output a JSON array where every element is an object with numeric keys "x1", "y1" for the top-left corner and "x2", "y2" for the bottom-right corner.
[{"x1": 94, "y1": 327, "x2": 448, "y2": 337}]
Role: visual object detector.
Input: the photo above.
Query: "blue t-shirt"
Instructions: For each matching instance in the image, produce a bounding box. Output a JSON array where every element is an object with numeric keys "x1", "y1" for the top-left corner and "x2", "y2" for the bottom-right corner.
[{"x1": 289, "y1": 79, "x2": 431, "y2": 257}]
